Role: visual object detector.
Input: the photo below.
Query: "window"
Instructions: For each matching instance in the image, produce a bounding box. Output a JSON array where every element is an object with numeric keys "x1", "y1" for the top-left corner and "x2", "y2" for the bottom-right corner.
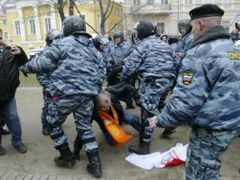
[
  {"x1": 147, "y1": 0, "x2": 154, "y2": 5},
  {"x1": 185, "y1": 0, "x2": 193, "y2": 4},
  {"x1": 161, "y1": 0, "x2": 168, "y2": 4},
  {"x1": 156, "y1": 23, "x2": 165, "y2": 34},
  {"x1": 205, "y1": 0, "x2": 214, "y2": 3},
  {"x1": 29, "y1": 19, "x2": 36, "y2": 34},
  {"x1": 4, "y1": 32, "x2": 8, "y2": 40},
  {"x1": 133, "y1": 0, "x2": 141, "y2": 5},
  {"x1": 14, "y1": 21, "x2": 21, "y2": 35},
  {"x1": 1, "y1": 20, "x2": 6, "y2": 25},
  {"x1": 45, "y1": 17, "x2": 51, "y2": 32},
  {"x1": 223, "y1": 0, "x2": 233, "y2": 3}
]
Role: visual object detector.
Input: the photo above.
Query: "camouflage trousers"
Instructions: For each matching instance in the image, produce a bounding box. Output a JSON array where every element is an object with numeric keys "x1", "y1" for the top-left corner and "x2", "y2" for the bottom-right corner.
[
  {"x1": 47, "y1": 94, "x2": 98, "y2": 152},
  {"x1": 138, "y1": 77, "x2": 174, "y2": 143},
  {"x1": 41, "y1": 89, "x2": 51, "y2": 128},
  {"x1": 186, "y1": 128, "x2": 239, "y2": 180},
  {"x1": 138, "y1": 77, "x2": 174, "y2": 113}
]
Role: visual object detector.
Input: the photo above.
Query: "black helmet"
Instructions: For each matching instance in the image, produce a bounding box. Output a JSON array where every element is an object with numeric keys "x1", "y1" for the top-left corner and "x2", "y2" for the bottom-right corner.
[
  {"x1": 62, "y1": 16, "x2": 91, "y2": 38},
  {"x1": 113, "y1": 31, "x2": 124, "y2": 42},
  {"x1": 168, "y1": 35, "x2": 179, "y2": 45},
  {"x1": 93, "y1": 35, "x2": 105, "y2": 51},
  {"x1": 136, "y1": 20, "x2": 155, "y2": 40},
  {"x1": 178, "y1": 19, "x2": 192, "y2": 34},
  {"x1": 45, "y1": 29, "x2": 61, "y2": 45}
]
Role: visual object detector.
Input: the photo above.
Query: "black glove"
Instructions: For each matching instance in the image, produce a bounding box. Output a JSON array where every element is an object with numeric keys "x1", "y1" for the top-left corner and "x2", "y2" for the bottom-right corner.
[{"x1": 20, "y1": 66, "x2": 28, "y2": 77}]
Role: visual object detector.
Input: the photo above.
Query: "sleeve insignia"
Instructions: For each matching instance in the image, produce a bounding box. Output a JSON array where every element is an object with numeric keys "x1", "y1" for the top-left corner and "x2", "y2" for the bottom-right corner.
[{"x1": 182, "y1": 71, "x2": 194, "y2": 85}]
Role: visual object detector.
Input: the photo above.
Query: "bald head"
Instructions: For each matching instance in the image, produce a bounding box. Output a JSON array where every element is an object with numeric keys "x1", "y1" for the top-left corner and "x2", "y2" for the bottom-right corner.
[{"x1": 96, "y1": 90, "x2": 112, "y2": 111}]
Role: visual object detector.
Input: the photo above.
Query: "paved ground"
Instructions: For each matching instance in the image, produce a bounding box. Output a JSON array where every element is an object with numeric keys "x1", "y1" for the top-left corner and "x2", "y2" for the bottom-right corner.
[{"x1": 0, "y1": 87, "x2": 240, "y2": 180}]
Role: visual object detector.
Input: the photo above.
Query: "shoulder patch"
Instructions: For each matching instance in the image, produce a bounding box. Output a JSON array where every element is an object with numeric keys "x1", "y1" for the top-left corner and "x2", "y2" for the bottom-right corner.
[
  {"x1": 182, "y1": 71, "x2": 194, "y2": 85},
  {"x1": 228, "y1": 51, "x2": 240, "y2": 61}
]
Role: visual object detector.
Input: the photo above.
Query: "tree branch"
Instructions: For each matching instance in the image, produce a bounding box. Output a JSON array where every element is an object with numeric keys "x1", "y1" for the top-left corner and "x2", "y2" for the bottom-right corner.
[
  {"x1": 107, "y1": 3, "x2": 148, "y2": 33},
  {"x1": 73, "y1": 1, "x2": 99, "y2": 34},
  {"x1": 104, "y1": 0, "x2": 111, "y2": 16},
  {"x1": 105, "y1": 0, "x2": 114, "y2": 21},
  {"x1": 98, "y1": 0, "x2": 104, "y2": 16}
]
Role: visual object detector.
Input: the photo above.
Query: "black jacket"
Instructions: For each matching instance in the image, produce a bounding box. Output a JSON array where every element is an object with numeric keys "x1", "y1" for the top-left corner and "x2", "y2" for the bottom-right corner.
[{"x1": 0, "y1": 44, "x2": 28, "y2": 107}]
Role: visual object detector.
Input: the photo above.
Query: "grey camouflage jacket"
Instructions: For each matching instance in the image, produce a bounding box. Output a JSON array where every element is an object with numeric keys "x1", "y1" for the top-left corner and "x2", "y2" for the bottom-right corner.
[
  {"x1": 22, "y1": 35, "x2": 106, "y2": 96},
  {"x1": 156, "y1": 26, "x2": 240, "y2": 130},
  {"x1": 121, "y1": 35, "x2": 176, "y2": 82},
  {"x1": 110, "y1": 41, "x2": 132, "y2": 65}
]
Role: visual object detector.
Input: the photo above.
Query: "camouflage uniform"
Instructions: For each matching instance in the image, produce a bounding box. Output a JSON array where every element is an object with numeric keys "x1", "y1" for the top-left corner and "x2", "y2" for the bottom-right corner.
[
  {"x1": 101, "y1": 38, "x2": 114, "y2": 66},
  {"x1": 122, "y1": 35, "x2": 176, "y2": 144},
  {"x1": 22, "y1": 35, "x2": 106, "y2": 151},
  {"x1": 155, "y1": 26, "x2": 240, "y2": 179},
  {"x1": 110, "y1": 41, "x2": 132, "y2": 65},
  {"x1": 175, "y1": 32, "x2": 193, "y2": 64},
  {"x1": 35, "y1": 46, "x2": 52, "y2": 134}
]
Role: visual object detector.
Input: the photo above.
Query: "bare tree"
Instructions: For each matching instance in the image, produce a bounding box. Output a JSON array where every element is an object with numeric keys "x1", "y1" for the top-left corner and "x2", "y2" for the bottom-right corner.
[
  {"x1": 108, "y1": 3, "x2": 148, "y2": 34},
  {"x1": 53, "y1": 0, "x2": 76, "y2": 22},
  {"x1": 55, "y1": 0, "x2": 66, "y2": 22},
  {"x1": 73, "y1": 1, "x2": 99, "y2": 34},
  {"x1": 69, "y1": 0, "x2": 76, "y2": 15},
  {"x1": 97, "y1": 0, "x2": 114, "y2": 35}
]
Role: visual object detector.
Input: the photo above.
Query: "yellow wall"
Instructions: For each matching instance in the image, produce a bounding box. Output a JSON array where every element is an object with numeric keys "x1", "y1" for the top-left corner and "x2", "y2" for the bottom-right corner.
[
  {"x1": 23, "y1": 6, "x2": 35, "y2": 41},
  {"x1": 39, "y1": 4, "x2": 51, "y2": 40},
  {"x1": 1, "y1": 1, "x2": 123, "y2": 52}
]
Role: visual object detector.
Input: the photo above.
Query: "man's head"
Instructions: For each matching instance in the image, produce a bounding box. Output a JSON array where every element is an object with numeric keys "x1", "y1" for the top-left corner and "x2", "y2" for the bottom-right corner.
[
  {"x1": 0, "y1": 29, "x2": 3, "y2": 46},
  {"x1": 189, "y1": 4, "x2": 224, "y2": 40},
  {"x1": 178, "y1": 19, "x2": 192, "y2": 35},
  {"x1": 45, "y1": 29, "x2": 61, "y2": 45},
  {"x1": 160, "y1": 34, "x2": 168, "y2": 42},
  {"x1": 62, "y1": 16, "x2": 91, "y2": 38},
  {"x1": 136, "y1": 20, "x2": 155, "y2": 40},
  {"x1": 113, "y1": 31, "x2": 124, "y2": 45},
  {"x1": 93, "y1": 35, "x2": 105, "y2": 51},
  {"x1": 96, "y1": 90, "x2": 112, "y2": 112}
]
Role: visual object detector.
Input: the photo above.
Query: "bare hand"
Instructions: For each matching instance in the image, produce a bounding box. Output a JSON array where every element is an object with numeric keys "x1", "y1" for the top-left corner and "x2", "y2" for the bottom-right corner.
[
  {"x1": 123, "y1": 58, "x2": 128, "y2": 64},
  {"x1": 176, "y1": 52, "x2": 183, "y2": 58},
  {"x1": 148, "y1": 116, "x2": 157, "y2": 128},
  {"x1": 11, "y1": 45, "x2": 21, "y2": 55}
]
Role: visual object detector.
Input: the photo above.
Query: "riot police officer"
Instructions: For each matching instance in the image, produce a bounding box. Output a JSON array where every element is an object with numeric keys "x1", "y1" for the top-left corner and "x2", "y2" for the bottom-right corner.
[
  {"x1": 175, "y1": 18, "x2": 193, "y2": 62},
  {"x1": 21, "y1": 16, "x2": 105, "y2": 178},
  {"x1": 149, "y1": 4, "x2": 240, "y2": 179},
  {"x1": 122, "y1": 20, "x2": 176, "y2": 154},
  {"x1": 36, "y1": 29, "x2": 61, "y2": 136}
]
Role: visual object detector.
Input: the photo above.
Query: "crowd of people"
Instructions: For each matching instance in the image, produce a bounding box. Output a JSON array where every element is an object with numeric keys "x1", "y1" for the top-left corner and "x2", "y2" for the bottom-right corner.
[{"x1": 0, "y1": 3, "x2": 240, "y2": 179}]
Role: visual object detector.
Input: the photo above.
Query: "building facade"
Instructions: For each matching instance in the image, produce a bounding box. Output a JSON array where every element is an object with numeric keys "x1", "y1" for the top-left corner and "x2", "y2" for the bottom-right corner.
[
  {"x1": 124, "y1": 0, "x2": 240, "y2": 36},
  {"x1": 0, "y1": 0, "x2": 123, "y2": 52}
]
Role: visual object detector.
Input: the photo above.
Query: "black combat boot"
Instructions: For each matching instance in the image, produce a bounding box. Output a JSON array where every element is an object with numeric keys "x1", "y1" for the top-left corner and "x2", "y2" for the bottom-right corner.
[
  {"x1": 72, "y1": 135, "x2": 83, "y2": 161},
  {"x1": 128, "y1": 141, "x2": 150, "y2": 155},
  {"x1": 86, "y1": 149, "x2": 102, "y2": 178},
  {"x1": 54, "y1": 144, "x2": 75, "y2": 168},
  {"x1": 129, "y1": 120, "x2": 150, "y2": 155}
]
